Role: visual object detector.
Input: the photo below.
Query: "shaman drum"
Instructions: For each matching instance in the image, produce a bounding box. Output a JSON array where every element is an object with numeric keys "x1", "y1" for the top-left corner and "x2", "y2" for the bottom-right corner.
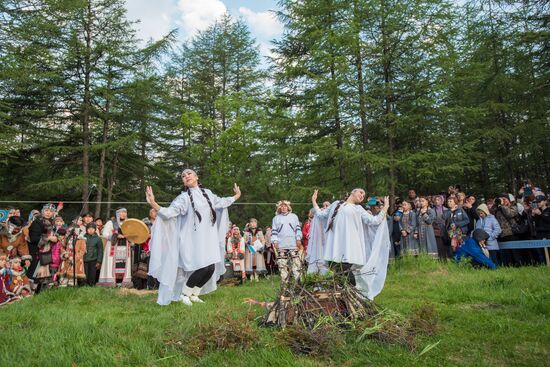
[{"x1": 120, "y1": 219, "x2": 150, "y2": 245}]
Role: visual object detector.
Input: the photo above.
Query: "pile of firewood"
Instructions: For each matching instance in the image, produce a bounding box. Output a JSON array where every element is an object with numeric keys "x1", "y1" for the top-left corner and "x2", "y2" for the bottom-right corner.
[{"x1": 261, "y1": 271, "x2": 378, "y2": 329}]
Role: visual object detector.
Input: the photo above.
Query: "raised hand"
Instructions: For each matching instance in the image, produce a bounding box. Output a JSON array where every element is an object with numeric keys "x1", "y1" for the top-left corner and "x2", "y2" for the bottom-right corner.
[
  {"x1": 145, "y1": 186, "x2": 161, "y2": 211},
  {"x1": 312, "y1": 189, "x2": 319, "y2": 208},
  {"x1": 233, "y1": 183, "x2": 241, "y2": 200},
  {"x1": 382, "y1": 196, "x2": 390, "y2": 213},
  {"x1": 145, "y1": 186, "x2": 155, "y2": 205}
]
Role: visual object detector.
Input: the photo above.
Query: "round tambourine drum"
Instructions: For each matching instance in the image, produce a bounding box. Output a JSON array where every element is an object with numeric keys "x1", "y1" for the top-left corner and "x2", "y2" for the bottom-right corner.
[{"x1": 120, "y1": 219, "x2": 150, "y2": 245}]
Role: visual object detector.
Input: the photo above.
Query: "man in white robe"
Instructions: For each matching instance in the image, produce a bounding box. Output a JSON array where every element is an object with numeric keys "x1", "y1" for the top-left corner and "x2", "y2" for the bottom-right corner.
[{"x1": 146, "y1": 169, "x2": 241, "y2": 306}]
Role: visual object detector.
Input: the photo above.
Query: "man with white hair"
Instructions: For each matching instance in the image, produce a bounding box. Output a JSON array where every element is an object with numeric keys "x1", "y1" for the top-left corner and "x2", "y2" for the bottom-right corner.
[{"x1": 271, "y1": 200, "x2": 303, "y2": 287}]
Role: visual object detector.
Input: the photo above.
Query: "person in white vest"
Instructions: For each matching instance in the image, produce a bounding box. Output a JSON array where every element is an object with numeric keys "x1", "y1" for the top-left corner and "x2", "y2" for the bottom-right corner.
[
  {"x1": 271, "y1": 200, "x2": 303, "y2": 287},
  {"x1": 145, "y1": 169, "x2": 241, "y2": 306}
]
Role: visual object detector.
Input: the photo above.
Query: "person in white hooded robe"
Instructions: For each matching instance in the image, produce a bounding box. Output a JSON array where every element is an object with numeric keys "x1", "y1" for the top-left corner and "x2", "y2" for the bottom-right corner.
[
  {"x1": 310, "y1": 189, "x2": 391, "y2": 300},
  {"x1": 145, "y1": 169, "x2": 241, "y2": 306}
]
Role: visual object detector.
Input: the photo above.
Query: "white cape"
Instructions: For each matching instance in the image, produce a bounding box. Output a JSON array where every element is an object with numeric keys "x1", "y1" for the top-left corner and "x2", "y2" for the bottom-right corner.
[
  {"x1": 305, "y1": 215, "x2": 328, "y2": 274},
  {"x1": 353, "y1": 219, "x2": 391, "y2": 300},
  {"x1": 308, "y1": 203, "x2": 391, "y2": 300},
  {"x1": 149, "y1": 208, "x2": 229, "y2": 305}
]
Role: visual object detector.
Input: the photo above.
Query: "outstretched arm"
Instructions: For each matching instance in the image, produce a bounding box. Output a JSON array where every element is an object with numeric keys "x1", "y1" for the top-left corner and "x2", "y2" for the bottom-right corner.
[{"x1": 208, "y1": 183, "x2": 241, "y2": 209}]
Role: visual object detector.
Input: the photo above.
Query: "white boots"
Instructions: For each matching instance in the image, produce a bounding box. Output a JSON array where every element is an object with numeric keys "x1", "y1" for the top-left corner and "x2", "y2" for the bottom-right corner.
[
  {"x1": 180, "y1": 286, "x2": 204, "y2": 306},
  {"x1": 189, "y1": 286, "x2": 204, "y2": 303}
]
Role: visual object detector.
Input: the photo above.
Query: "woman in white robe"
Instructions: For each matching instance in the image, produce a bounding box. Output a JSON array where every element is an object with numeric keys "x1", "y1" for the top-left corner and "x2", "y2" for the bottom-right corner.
[
  {"x1": 146, "y1": 169, "x2": 241, "y2": 306},
  {"x1": 310, "y1": 189, "x2": 391, "y2": 300}
]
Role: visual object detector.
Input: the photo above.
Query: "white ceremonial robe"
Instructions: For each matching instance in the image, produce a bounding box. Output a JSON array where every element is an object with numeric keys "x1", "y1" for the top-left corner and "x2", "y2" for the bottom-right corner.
[
  {"x1": 312, "y1": 201, "x2": 390, "y2": 300},
  {"x1": 149, "y1": 187, "x2": 234, "y2": 305},
  {"x1": 98, "y1": 220, "x2": 132, "y2": 287}
]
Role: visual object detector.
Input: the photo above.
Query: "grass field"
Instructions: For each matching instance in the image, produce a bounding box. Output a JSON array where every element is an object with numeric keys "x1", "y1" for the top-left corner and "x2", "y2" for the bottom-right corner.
[{"x1": 2, "y1": 257, "x2": 549, "y2": 367}]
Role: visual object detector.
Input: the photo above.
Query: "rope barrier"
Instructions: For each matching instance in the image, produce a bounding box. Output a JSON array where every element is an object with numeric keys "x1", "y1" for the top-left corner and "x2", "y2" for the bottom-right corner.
[{"x1": 0, "y1": 200, "x2": 313, "y2": 206}]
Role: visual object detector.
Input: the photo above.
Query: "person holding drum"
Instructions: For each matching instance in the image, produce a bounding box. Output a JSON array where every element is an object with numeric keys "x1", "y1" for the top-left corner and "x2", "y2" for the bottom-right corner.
[{"x1": 146, "y1": 169, "x2": 241, "y2": 306}]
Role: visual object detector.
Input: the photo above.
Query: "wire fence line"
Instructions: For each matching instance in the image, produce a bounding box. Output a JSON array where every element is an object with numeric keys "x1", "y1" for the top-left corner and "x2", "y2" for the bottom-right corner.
[{"x1": 0, "y1": 200, "x2": 313, "y2": 206}]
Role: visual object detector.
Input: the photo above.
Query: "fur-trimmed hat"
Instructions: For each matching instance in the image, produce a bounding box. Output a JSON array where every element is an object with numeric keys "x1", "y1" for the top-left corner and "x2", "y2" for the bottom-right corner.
[{"x1": 275, "y1": 200, "x2": 292, "y2": 214}]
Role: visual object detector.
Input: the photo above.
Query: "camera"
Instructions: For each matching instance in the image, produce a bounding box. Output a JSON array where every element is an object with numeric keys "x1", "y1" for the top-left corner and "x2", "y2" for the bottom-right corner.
[{"x1": 494, "y1": 198, "x2": 502, "y2": 207}]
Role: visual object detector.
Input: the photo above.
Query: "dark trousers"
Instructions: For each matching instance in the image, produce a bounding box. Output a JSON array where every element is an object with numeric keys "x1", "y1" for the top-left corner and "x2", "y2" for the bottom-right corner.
[
  {"x1": 186, "y1": 264, "x2": 215, "y2": 288},
  {"x1": 435, "y1": 236, "x2": 452, "y2": 260},
  {"x1": 498, "y1": 235, "x2": 517, "y2": 266},
  {"x1": 84, "y1": 261, "x2": 98, "y2": 286},
  {"x1": 328, "y1": 261, "x2": 356, "y2": 286},
  {"x1": 488, "y1": 250, "x2": 499, "y2": 265},
  {"x1": 27, "y1": 246, "x2": 40, "y2": 280}
]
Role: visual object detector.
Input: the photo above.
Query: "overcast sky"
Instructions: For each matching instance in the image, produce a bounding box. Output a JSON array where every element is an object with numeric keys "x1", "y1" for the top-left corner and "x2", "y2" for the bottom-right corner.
[{"x1": 123, "y1": 0, "x2": 283, "y2": 59}]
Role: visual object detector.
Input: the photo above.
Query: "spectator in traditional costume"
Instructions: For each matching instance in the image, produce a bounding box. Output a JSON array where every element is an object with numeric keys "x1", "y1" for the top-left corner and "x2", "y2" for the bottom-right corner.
[
  {"x1": 0, "y1": 254, "x2": 18, "y2": 305},
  {"x1": 444, "y1": 197, "x2": 469, "y2": 252},
  {"x1": 244, "y1": 218, "x2": 266, "y2": 281},
  {"x1": 226, "y1": 225, "x2": 246, "y2": 283},
  {"x1": 34, "y1": 219, "x2": 56, "y2": 287},
  {"x1": 7, "y1": 257, "x2": 33, "y2": 296},
  {"x1": 146, "y1": 169, "x2": 241, "y2": 306},
  {"x1": 416, "y1": 197, "x2": 438, "y2": 258},
  {"x1": 399, "y1": 201, "x2": 419, "y2": 255},
  {"x1": 98, "y1": 208, "x2": 133, "y2": 287},
  {"x1": 310, "y1": 189, "x2": 390, "y2": 300},
  {"x1": 27, "y1": 203, "x2": 58, "y2": 279},
  {"x1": 50, "y1": 228, "x2": 66, "y2": 284},
  {"x1": 0, "y1": 216, "x2": 31, "y2": 266},
  {"x1": 58, "y1": 223, "x2": 86, "y2": 287},
  {"x1": 53, "y1": 216, "x2": 67, "y2": 232},
  {"x1": 271, "y1": 200, "x2": 303, "y2": 287}
]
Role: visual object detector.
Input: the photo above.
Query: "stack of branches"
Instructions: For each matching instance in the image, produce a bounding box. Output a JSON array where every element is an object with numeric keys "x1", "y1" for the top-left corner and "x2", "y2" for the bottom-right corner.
[{"x1": 261, "y1": 270, "x2": 379, "y2": 329}]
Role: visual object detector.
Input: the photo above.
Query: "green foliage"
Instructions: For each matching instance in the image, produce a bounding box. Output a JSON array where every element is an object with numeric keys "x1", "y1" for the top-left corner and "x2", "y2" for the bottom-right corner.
[{"x1": 0, "y1": 0, "x2": 548, "y2": 224}]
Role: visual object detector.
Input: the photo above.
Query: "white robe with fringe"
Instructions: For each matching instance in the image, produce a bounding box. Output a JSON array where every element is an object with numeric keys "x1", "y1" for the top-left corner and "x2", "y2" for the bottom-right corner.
[
  {"x1": 149, "y1": 187, "x2": 233, "y2": 305},
  {"x1": 311, "y1": 201, "x2": 391, "y2": 300}
]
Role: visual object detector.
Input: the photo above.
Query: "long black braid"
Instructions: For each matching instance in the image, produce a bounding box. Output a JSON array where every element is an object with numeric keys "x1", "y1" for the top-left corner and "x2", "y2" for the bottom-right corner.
[
  {"x1": 198, "y1": 181, "x2": 217, "y2": 225},
  {"x1": 326, "y1": 193, "x2": 349, "y2": 232},
  {"x1": 184, "y1": 186, "x2": 202, "y2": 223}
]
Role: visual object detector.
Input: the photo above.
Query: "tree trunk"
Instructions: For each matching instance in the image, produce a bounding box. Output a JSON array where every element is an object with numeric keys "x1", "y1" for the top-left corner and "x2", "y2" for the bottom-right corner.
[
  {"x1": 95, "y1": 67, "x2": 112, "y2": 218},
  {"x1": 105, "y1": 154, "x2": 118, "y2": 219},
  {"x1": 81, "y1": 0, "x2": 93, "y2": 213},
  {"x1": 353, "y1": 0, "x2": 371, "y2": 188},
  {"x1": 381, "y1": 1, "x2": 396, "y2": 202}
]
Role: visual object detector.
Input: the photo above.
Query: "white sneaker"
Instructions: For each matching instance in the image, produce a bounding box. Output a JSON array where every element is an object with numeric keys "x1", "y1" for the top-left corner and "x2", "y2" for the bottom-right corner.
[{"x1": 179, "y1": 295, "x2": 192, "y2": 306}]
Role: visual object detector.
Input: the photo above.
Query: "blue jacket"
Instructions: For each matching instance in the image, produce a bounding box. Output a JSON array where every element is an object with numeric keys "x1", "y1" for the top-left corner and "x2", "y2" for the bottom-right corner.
[
  {"x1": 454, "y1": 237, "x2": 497, "y2": 269},
  {"x1": 475, "y1": 215, "x2": 502, "y2": 250}
]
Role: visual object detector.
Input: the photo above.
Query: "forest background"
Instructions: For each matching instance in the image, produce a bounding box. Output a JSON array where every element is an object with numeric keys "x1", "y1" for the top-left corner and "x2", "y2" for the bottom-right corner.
[{"x1": 0, "y1": 0, "x2": 548, "y2": 225}]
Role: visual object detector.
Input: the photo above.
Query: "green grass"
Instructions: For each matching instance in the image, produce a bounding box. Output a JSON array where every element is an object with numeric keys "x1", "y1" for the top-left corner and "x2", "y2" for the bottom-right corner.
[{"x1": 2, "y1": 257, "x2": 549, "y2": 366}]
